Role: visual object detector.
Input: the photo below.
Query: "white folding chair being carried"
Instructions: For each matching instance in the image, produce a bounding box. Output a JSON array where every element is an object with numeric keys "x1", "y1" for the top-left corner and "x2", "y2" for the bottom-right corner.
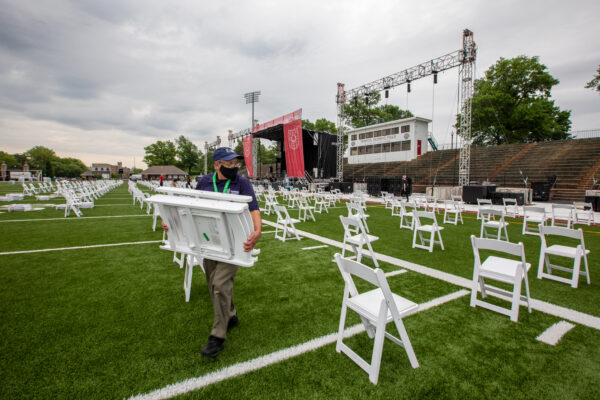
[
  {"x1": 537, "y1": 225, "x2": 591, "y2": 288},
  {"x1": 334, "y1": 253, "x2": 419, "y2": 384},
  {"x1": 443, "y1": 200, "x2": 463, "y2": 225},
  {"x1": 551, "y1": 204, "x2": 574, "y2": 228},
  {"x1": 470, "y1": 236, "x2": 532, "y2": 322},
  {"x1": 522, "y1": 206, "x2": 547, "y2": 236},
  {"x1": 412, "y1": 211, "x2": 444, "y2": 252},
  {"x1": 274, "y1": 205, "x2": 301, "y2": 242},
  {"x1": 479, "y1": 208, "x2": 509, "y2": 241},
  {"x1": 340, "y1": 215, "x2": 379, "y2": 267}
]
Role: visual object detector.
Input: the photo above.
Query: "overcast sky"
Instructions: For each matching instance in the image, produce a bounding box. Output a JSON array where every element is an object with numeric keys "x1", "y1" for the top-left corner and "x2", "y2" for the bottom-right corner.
[{"x1": 1, "y1": 0, "x2": 599, "y2": 169}]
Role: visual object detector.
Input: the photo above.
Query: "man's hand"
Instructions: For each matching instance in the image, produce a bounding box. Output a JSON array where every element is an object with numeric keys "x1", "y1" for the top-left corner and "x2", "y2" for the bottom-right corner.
[
  {"x1": 161, "y1": 221, "x2": 168, "y2": 232},
  {"x1": 243, "y1": 230, "x2": 261, "y2": 252}
]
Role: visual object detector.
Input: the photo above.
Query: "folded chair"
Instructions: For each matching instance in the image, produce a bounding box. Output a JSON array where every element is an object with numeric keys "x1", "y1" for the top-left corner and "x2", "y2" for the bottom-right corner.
[
  {"x1": 412, "y1": 211, "x2": 444, "y2": 252},
  {"x1": 538, "y1": 225, "x2": 590, "y2": 288},
  {"x1": 479, "y1": 208, "x2": 509, "y2": 241},
  {"x1": 274, "y1": 205, "x2": 301, "y2": 242},
  {"x1": 470, "y1": 235, "x2": 531, "y2": 322},
  {"x1": 334, "y1": 253, "x2": 419, "y2": 384},
  {"x1": 522, "y1": 206, "x2": 547, "y2": 236},
  {"x1": 340, "y1": 215, "x2": 379, "y2": 267}
]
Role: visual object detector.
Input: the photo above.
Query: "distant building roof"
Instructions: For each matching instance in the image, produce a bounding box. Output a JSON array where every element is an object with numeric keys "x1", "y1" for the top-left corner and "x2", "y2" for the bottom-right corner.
[
  {"x1": 141, "y1": 165, "x2": 187, "y2": 175},
  {"x1": 81, "y1": 170, "x2": 94, "y2": 176}
]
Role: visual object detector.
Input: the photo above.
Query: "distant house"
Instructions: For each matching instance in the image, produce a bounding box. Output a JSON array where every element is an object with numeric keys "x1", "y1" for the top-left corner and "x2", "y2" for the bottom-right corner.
[
  {"x1": 90, "y1": 161, "x2": 131, "y2": 178},
  {"x1": 80, "y1": 170, "x2": 95, "y2": 180},
  {"x1": 141, "y1": 165, "x2": 187, "y2": 180}
]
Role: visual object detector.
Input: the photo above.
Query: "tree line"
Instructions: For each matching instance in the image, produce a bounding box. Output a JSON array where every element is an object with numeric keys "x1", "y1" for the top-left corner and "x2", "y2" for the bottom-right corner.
[{"x1": 0, "y1": 146, "x2": 88, "y2": 178}]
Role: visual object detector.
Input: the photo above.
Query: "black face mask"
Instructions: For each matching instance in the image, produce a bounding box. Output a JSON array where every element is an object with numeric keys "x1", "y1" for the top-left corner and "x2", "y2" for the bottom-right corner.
[{"x1": 219, "y1": 165, "x2": 239, "y2": 180}]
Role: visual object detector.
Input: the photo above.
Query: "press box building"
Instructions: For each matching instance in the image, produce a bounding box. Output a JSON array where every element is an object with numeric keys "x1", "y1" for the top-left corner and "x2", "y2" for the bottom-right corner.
[{"x1": 347, "y1": 117, "x2": 431, "y2": 164}]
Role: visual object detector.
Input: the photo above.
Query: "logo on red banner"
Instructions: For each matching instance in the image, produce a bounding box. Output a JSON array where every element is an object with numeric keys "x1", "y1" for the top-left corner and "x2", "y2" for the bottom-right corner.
[
  {"x1": 242, "y1": 135, "x2": 254, "y2": 178},
  {"x1": 283, "y1": 120, "x2": 304, "y2": 178}
]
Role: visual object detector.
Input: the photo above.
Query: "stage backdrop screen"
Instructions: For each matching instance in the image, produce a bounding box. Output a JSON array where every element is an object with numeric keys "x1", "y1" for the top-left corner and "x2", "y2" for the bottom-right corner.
[{"x1": 283, "y1": 120, "x2": 304, "y2": 177}]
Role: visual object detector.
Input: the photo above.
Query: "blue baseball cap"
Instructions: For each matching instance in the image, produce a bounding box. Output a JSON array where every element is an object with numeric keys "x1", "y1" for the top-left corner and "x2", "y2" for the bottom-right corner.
[{"x1": 213, "y1": 147, "x2": 243, "y2": 162}]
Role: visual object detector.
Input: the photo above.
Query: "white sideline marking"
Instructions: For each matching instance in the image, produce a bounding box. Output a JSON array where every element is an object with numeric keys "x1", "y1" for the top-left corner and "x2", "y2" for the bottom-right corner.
[
  {"x1": 261, "y1": 220, "x2": 600, "y2": 331},
  {"x1": 127, "y1": 289, "x2": 468, "y2": 400},
  {"x1": 536, "y1": 321, "x2": 575, "y2": 346},
  {"x1": 0, "y1": 240, "x2": 163, "y2": 256},
  {"x1": 0, "y1": 215, "x2": 151, "y2": 223},
  {"x1": 385, "y1": 269, "x2": 407, "y2": 277},
  {"x1": 301, "y1": 245, "x2": 329, "y2": 250}
]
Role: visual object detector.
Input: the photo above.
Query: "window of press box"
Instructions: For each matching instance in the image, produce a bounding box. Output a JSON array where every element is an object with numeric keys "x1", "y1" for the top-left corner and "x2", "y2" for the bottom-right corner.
[
  {"x1": 401, "y1": 140, "x2": 411, "y2": 151},
  {"x1": 401, "y1": 125, "x2": 410, "y2": 133},
  {"x1": 365, "y1": 145, "x2": 373, "y2": 154},
  {"x1": 391, "y1": 141, "x2": 402, "y2": 152},
  {"x1": 350, "y1": 148, "x2": 358, "y2": 155},
  {"x1": 359, "y1": 133, "x2": 366, "y2": 139},
  {"x1": 382, "y1": 143, "x2": 391, "y2": 152},
  {"x1": 373, "y1": 144, "x2": 382, "y2": 153},
  {"x1": 366, "y1": 132, "x2": 373, "y2": 138}
]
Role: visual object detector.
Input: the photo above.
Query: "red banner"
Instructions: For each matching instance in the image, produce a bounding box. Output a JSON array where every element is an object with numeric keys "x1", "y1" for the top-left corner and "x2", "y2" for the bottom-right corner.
[
  {"x1": 283, "y1": 120, "x2": 304, "y2": 178},
  {"x1": 243, "y1": 135, "x2": 254, "y2": 178},
  {"x1": 253, "y1": 109, "x2": 302, "y2": 133}
]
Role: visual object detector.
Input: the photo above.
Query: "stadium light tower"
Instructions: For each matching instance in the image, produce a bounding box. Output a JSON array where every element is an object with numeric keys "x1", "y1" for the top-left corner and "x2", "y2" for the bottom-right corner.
[
  {"x1": 244, "y1": 90, "x2": 261, "y2": 178},
  {"x1": 244, "y1": 91, "x2": 261, "y2": 129}
]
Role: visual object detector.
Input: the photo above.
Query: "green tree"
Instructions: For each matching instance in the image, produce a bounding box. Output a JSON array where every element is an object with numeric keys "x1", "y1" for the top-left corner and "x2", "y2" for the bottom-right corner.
[
  {"x1": 132, "y1": 167, "x2": 143, "y2": 174},
  {"x1": 175, "y1": 135, "x2": 200, "y2": 175},
  {"x1": 0, "y1": 151, "x2": 19, "y2": 168},
  {"x1": 53, "y1": 158, "x2": 87, "y2": 178},
  {"x1": 143, "y1": 140, "x2": 177, "y2": 166},
  {"x1": 463, "y1": 55, "x2": 571, "y2": 146},
  {"x1": 585, "y1": 65, "x2": 600, "y2": 92},
  {"x1": 25, "y1": 146, "x2": 57, "y2": 177},
  {"x1": 341, "y1": 91, "x2": 413, "y2": 128},
  {"x1": 302, "y1": 118, "x2": 337, "y2": 134}
]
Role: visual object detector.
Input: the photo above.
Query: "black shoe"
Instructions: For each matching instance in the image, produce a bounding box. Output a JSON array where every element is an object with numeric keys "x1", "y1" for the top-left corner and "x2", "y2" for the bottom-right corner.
[
  {"x1": 201, "y1": 335, "x2": 225, "y2": 358},
  {"x1": 227, "y1": 315, "x2": 239, "y2": 332}
]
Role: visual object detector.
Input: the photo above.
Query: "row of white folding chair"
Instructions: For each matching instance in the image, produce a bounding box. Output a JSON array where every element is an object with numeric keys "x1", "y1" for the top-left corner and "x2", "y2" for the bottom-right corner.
[
  {"x1": 412, "y1": 211, "x2": 444, "y2": 252},
  {"x1": 551, "y1": 204, "x2": 574, "y2": 228},
  {"x1": 297, "y1": 195, "x2": 316, "y2": 222},
  {"x1": 522, "y1": 206, "x2": 547, "y2": 235},
  {"x1": 502, "y1": 198, "x2": 519, "y2": 218},
  {"x1": 443, "y1": 200, "x2": 463, "y2": 225},
  {"x1": 479, "y1": 208, "x2": 509, "y2": 241},
  {"x1": 262, "y1": 192, "x2": 278, "y2": 215},
  {"x1": 573, "y1": 202, "x2": 593, "y2": 226},
  {"x1": 538, "y1": 225, "x2": 590, "y2": 288},
  {"x1": 476, "y1": 198, "x2": 492, "y2": 219},
  {"x1": 313, "y1": 193, "x2": 329, "y2": 214}
]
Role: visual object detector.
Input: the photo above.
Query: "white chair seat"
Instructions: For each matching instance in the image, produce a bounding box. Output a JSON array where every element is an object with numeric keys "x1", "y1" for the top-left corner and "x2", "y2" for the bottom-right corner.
[
  {"x1": 479, "y1": 256, "x2": 531, "y2": 284},
  {"x1": 545, "y1": 244, "x2": 590, "y2": 258},
  {"x1": 484, "y1": 221, "x2": 507, "y2": 229},
  {"x1": 416, "y1": 224, "x2": 443, "y2": 233},
  {"x1": 347, "y1": 289, "x2": 418, "y2": 322},
  {"x1": 347, "y1": 233, "x2": 379, "y2": 245}
]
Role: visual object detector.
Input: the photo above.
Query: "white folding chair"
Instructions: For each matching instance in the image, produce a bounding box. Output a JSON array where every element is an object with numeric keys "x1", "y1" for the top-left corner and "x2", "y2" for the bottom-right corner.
[
  {"x1": 470, "y1": 235, "x2": 531, "y2": 322},
  {"x1": 399, "y1": 201, "x2": 416, "y2": 230},
  {"x1": 551, "y1": 204, "x2": 574, "y2": 228},
  {"x1": 538, "y1": 225, "x2": 591, "y2": 288},
  {"x1": 476, "y1": 198, "x2": 492, "y2": 220},
  {"x1": 347, "y1": 202, "x2": 370, "y2": 233},
  {"x1": 412, "y1": 211, "x2": 444, "y2": 252},
  {"x1": 522, "y1": 206, "x2": 547, "y2": 236},
  {"x1": 451, "y1": 195, "x2": 465, "y2": 213},
  {"x1": 274, "y1": 205, "x2": 301, "y2": 242},
  {"x1": 443, "y1": 200, "x2": 463, "y2": 225},
  {"x1": 390, "y1": 198, "x2": 402, "y2": 217},
  {"x1": 334, "y1": 253, "x2": 419, "y2": 384},
  {"x1": 479, "y1": 208, "x2": 509, "y2": 241},
  {"x1": 573, "y1": 202, "x2": 593, "y2": 226},
  {"x1": 297, "y1": 195, "x2": 316, "y2": 222},
  {"x1": 314, "y1": 194, "x2": 329, "y2": 214},
  {"x1": 340, "y1": 215, "x2": 379, "y2": 267},
  {"x1": 502, "y1": 198, "x2": 519, "y2": 218},
  {"x1": 263, "y1": 192, "x2": 278, "y2": 216}
]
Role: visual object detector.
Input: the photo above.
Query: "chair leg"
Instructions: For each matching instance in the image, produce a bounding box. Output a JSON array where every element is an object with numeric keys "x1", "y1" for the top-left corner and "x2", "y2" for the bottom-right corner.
[
  {"x1": 369, "y1": 304, "x2": 388, "y2": 384},
  {"x1": 184, "y1": 259, "x2": 193, "y2": 302},
  {"x1": 571, "y1": 252, "x2": 581, "y2": 288},
  {"x1": 510, "y1": 277, "x2": 523, "y2": 322},
  {"x1": 583, "y1": 252, "x2": 591, "y2": 284},
  {"x1": 336, "y1": 301, "x2": 349, "y2": 353},
  {"x1": 393, "y1": 318, "x2": 419, "y2": 369}
]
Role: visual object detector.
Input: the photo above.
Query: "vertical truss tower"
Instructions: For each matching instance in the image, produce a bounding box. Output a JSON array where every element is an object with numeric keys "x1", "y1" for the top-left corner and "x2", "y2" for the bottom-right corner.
[{"x1": 336, "y1": 29, "x2": 476, "y2": 185}]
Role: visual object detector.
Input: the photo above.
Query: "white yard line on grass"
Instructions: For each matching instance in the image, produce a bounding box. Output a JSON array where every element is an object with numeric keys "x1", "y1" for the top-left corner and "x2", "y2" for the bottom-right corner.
[
  {"x1": 536, "y1": 321, "x2": 576, "y2": 346},
  {"x1": 301, "y1": 245, "x2": 329, "y2": 250},
  {"x1": 126, "y1": 289, "x2": 469, "y2": 400},
  {"x1": 0, "y1": 240, "x2": 163, "y2": 255},
  {"x1": 385, "y1": 269, "x2": 407, "y2": 277},
  {"x1": 0, "y1": 215, "x2": 151, "y2": 223},
  {"x1": 262, "y1": 220, "x2": 600, "y2": 330}
]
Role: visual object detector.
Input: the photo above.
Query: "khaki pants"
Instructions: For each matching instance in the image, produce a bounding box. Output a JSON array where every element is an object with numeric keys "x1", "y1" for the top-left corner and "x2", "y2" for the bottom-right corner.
[{"x1": 203, "y1": 259, "x2": 239, "y2": 339}]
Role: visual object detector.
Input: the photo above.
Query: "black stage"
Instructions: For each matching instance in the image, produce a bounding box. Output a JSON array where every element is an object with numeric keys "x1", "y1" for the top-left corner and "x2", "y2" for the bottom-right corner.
[{"x1": 253, "y1": 124, "x2": 337, "y2": 179}]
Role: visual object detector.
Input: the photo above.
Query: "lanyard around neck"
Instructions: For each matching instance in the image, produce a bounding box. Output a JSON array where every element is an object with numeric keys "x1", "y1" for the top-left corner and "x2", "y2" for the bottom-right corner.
[{"x1": 213, "y1": 173, "x2": 231, "y2": 193}]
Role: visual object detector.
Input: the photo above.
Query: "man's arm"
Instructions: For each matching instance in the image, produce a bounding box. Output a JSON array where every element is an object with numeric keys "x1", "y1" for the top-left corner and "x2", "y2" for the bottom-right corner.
[{"x1": 243, "y1": 209, "x2": 262, "y2": 252}]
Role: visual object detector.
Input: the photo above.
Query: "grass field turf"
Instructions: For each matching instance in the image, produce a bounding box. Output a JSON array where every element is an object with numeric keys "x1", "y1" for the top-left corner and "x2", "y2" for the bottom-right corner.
[{"x1": 1, "y1": 182, "x2": 599, "y2": 399}]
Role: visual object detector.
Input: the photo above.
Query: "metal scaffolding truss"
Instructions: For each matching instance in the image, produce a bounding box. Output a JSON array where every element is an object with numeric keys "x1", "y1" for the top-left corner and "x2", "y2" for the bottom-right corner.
[{"x1": 336, "y1": 29, "x2": 476, "y2": 184}]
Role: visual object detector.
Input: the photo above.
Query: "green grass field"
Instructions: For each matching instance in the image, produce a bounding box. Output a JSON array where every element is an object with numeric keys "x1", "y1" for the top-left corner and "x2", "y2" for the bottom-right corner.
[{"x1": 1, "y1": 182, "x2": 599, "y2": 399}]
